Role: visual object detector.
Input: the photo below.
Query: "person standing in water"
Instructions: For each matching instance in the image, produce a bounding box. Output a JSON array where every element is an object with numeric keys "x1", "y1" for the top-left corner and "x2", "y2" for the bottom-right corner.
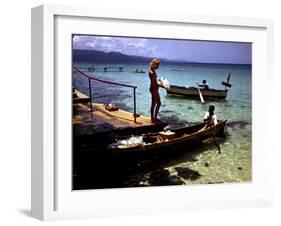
[{"x1": 149, "y1": 58, "x2": 162, "y2": 123}]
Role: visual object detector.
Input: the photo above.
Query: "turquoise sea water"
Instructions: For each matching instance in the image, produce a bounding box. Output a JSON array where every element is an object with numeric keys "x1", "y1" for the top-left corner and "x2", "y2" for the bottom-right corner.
[{"x1": 73, "y1": 62, "x2": 252, "y2": 185}]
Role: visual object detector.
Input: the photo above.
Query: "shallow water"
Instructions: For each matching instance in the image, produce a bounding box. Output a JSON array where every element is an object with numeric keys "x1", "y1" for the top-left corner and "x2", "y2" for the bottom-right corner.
[{"x1": 73, "y1": 62, "x2": 252, "y2": 187}]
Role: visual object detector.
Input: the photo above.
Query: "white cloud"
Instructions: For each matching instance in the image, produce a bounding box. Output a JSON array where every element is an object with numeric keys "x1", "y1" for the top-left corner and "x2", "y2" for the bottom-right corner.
[
  {"x1": 73, "y1": 35, "x2": 157, "y2": 57},
  {"x1": 72, "y1": 35, "x2": 252, "y2": 63}
]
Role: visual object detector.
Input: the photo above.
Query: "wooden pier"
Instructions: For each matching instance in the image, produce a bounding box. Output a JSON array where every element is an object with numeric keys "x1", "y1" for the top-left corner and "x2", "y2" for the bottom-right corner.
[
  {"x1": 73, "y1": 88, "x2": 90, "y2": 104},
  {"x1": 77, "y1": 66, "x2": 123, "y2": 72},
  {"x1": 73, "y1": 90, "x2": 167, "y2": 140}
]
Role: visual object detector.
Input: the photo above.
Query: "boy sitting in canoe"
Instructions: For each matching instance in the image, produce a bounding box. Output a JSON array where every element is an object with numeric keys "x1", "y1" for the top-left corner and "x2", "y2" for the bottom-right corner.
[
  {"x1": 198, "y1": 105, "x2": 218, "y2": 132},
  {"x1": 204, "y1": 105, "x2": 218, "y2": 127}
]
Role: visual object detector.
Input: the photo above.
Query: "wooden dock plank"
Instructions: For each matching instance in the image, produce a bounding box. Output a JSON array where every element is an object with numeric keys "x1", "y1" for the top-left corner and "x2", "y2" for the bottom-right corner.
[
  {"x1": 73, "y1": 91, "x2": 166, "y2": 137},
  {"x1": 76, "y1": 90, "x2": 89, "y2": 99},
  {"x1": 73, "y1": 90, "x2": 90, "y2": 104}
]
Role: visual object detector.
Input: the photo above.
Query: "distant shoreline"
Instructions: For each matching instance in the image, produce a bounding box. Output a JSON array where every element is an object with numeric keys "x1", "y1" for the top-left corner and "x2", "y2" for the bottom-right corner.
[
  {"x1": 73, "y1": 49, "x2": 252, "y2": 66},
  {"x1": 73, "y1": 60, "x2": 252, "y2": 67}
]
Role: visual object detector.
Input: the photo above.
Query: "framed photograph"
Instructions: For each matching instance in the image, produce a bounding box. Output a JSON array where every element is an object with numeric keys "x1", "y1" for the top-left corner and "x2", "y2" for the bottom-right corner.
[{"x1": 31, "y1": 4, "x2": 274, "y2": 221}]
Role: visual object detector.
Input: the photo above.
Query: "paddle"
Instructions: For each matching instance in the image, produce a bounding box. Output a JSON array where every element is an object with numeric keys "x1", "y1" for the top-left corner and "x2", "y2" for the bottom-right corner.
[
  {"x1": 197, "y1": 87, "x2": 205, "y2": 103},
  {"x1": 212, "y1": 126, "x2": 221, "y2": 154},
  {"x1": 205, "y1": 113, "x2": 221, "y2": 154}
]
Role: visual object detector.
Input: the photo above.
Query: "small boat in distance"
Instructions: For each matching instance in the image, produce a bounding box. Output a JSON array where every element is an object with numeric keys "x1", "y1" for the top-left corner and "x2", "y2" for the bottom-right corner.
[
  {"x1": 134, "y1": 68, "x2": 145, "y2": 73},
  {"x1": 107, "y1": 119, "x2": 227, "y2": 157}
]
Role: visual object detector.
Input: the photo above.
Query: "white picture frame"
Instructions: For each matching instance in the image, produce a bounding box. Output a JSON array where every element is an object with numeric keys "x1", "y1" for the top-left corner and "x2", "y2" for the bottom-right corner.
[{"x1": 31, "y1": 4, "x2": 274, "y2": 221}]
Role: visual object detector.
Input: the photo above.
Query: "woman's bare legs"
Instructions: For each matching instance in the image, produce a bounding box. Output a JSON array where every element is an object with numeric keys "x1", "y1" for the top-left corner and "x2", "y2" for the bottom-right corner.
[
  {"x1": 154, "y1": 92, "x2": 161, "y2": 121},
  {"x1": 151, "y1": 98, "x2": 157, "y2": 122},
  {"x1": 150, "y1": 91, "x2": 161, "y2": 123}
]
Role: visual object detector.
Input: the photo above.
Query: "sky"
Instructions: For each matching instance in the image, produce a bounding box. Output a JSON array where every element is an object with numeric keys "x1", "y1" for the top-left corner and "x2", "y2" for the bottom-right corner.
[{"x1": 73, "y1": 35, "x2": 252, "y2": 64}]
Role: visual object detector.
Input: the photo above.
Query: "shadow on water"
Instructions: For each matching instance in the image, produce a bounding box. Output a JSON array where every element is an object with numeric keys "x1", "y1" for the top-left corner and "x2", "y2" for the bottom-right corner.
[
  {"x1": 148, "y1": 169, "x2": 184, "y2": 186},
  {"x1": 73, "y1": 136, "x2": 227, "y2": 190},
  {"x1": 226, "y1": 120, "x2": 250, "y2": 130},
  {"x1": 158, "y1": 114, "x2": 190, "y2": 129},
  {"x1": 72, "y1": 99, "x2": 231, "y2": 190},
  {"x1": 175, "y1": 167, "x2": 201, "y2": 180}
]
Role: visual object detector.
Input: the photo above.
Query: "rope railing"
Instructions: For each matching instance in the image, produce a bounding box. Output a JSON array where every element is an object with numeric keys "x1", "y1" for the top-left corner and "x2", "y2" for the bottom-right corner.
[{"x1": 73, "y1": 65, "x2": 138, "y2": 123}]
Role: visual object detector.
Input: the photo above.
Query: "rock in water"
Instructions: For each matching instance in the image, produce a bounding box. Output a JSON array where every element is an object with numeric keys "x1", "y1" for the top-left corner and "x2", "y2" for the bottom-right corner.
[
  {"x1": 167, "y1": 176, "x2": 185, "y2": 185},
  {"x1": 175, "y1": 167, "x2": 201, "y2": 180},
  {"x1": 148, "y1": 169, "x2": 184, "y2": 186}
]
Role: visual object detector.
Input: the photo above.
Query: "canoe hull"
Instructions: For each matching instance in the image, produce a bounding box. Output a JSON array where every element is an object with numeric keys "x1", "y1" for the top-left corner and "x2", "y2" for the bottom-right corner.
[
  {"x1": 109, "y1": 119, "x2": 227, "y2": 159},
  {"x1": 166, "y1": 85, "x2": 228, "y2": 99}
]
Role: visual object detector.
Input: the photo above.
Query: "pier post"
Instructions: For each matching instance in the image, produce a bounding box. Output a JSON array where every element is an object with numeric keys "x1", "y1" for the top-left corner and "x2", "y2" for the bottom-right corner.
[
  {"x1": 133, "y1": 87, "x2": 136, "y2": 123},
  {"x1": 88, "y1": 78, "x2": 93, "y2": 111}
]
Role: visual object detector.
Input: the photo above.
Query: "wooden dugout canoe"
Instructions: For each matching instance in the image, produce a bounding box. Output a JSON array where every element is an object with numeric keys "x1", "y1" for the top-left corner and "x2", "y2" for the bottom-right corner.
[
  {"x1": 107, "y1": 119, "x2": 227, "y2": 157},
  {"x1": 165, "y1": 85, "x2": 228, "y2": 99}
]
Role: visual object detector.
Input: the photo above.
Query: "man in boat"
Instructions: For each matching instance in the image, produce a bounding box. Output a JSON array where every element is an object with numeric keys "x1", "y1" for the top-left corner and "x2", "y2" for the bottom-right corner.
[
  {"x1": 204, "y1": 105, "x2": 218, "y2": 127},
  {"x1": 149, "y1": 58, "x2": 163, "y2": 123},
  {"x1": 197, "y1": 80, "x2": 209, "y2": 89}
]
